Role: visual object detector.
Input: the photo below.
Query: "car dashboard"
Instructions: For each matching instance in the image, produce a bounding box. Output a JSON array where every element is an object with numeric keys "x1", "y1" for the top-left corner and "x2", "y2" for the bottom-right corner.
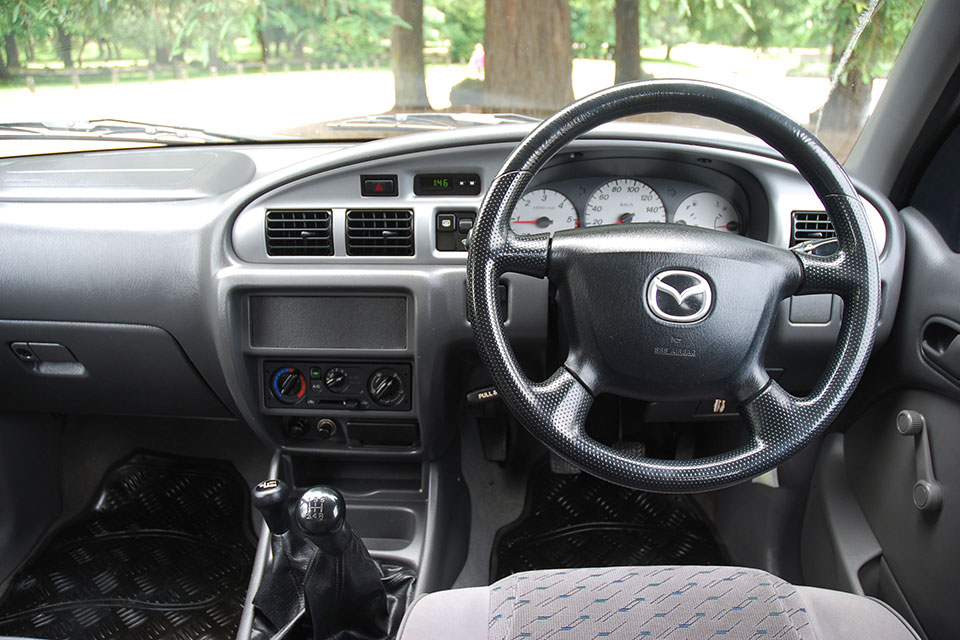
[{"x1": 0, "y1": 123, "x2": 903, "y2": 462}]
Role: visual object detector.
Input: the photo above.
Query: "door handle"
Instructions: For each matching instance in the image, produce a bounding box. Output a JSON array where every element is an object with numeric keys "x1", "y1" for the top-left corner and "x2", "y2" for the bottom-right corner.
[
  {"x1": 921, "y1": 318, "x2": 960, "y2": 381},
  {"x1": 896, "y1": 410, "x2": 943, "y2": 513}
]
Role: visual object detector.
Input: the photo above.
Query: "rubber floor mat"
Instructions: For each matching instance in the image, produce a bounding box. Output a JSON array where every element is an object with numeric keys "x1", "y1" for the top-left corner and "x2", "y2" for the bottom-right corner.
[
  {"x1": 0, "y1": 452, "x2": 256, "y2": 640},
  {"x1": 491, "y1": 461, "x2": 728, "y2": 581}
]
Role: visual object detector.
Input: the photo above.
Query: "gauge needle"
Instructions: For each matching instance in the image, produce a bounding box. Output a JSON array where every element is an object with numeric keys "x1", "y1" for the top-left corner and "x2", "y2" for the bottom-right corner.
[
  {"x1": 617, "y1": 213, "x2": 635, "y2": 224},
  {"x1": 513, "y1": 217, "x2": 553, "y2": 228}
]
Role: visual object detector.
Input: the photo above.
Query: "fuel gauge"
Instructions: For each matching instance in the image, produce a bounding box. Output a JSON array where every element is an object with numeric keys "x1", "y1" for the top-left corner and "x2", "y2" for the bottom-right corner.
[{"x1": 674, "y1": 193, "x2": 741, "y2": 233}]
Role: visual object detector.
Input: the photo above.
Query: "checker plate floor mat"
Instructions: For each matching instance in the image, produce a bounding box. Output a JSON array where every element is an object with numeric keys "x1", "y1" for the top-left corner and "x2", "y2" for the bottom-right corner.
[
  {"x1": 491, "y1": 460, "x2": 728, "y2": 581},
  {"x1": 0, "y1": 452, "x2": 255, "y2": 640}
]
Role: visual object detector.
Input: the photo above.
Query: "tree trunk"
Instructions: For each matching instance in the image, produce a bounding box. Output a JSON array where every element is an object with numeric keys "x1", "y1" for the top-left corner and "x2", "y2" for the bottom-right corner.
[
  {"x1": 665, "y1": 43, "x2": 672, "y2": 61},
  {"x1": 77, "y1": 38, "x2": 92, "y2": 67},
  {"x1": 0, "y1": 53, "x2": 10, "y2": 81},
  {"x1": 818, "y1": 68, "x2": 872, "y2": 131},
  {"x1": 391, "y1": 0, "x2": 429, "y2": 111},
  {"x1": 614, "y1": 0, "x2": 643, "y2": 84},
  {"x1": 4, "y1": 34, "x2": 20, "y2": 70},
  {"x1": 484, "y1": 0, "x2": 573, "y2": 114},
  {"x1": 202, "y1": 41, "x2": 222, "y2": 68},
  {"x1": 55, "y1": 25, "x2": 74, "y2": 69},
  {"x1": 257, "y1": 29, "x2": 268, "y2": 62}
]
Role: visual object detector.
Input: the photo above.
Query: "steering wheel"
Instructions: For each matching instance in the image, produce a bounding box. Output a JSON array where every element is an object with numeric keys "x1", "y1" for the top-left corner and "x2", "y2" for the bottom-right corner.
[{"x1": 466, "y1": 80, "x2": 880, "y2": 493}]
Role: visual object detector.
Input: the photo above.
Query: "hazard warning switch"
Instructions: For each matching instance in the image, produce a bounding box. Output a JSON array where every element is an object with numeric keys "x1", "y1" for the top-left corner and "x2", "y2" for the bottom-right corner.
[{"x1": 361, "y1": 175, "x2": 398, "y2": 197}]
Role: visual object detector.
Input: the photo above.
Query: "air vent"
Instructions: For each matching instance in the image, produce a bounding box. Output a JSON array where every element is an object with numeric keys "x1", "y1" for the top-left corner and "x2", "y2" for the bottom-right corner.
[
  {"x1": 791, "y1": 211, "x2": 836, "y2": 245},
  {"x1": 346, "y1": 210, "x2": 414, "y2": 256},
  {"x1": 265, "y1": 210, "x2": 333, "y2": 256}
]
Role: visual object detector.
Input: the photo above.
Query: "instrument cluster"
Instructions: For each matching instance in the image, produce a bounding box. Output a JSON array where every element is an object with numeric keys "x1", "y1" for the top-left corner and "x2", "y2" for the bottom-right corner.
[{"x1": 510, "y1": 175, "x2": 745, "y2": 237}]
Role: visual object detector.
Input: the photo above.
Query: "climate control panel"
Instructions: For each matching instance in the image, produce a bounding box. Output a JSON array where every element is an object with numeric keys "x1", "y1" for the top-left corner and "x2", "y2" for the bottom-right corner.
[{"x1": 263, "y1": 361, "x2": 412, "y2": 412}]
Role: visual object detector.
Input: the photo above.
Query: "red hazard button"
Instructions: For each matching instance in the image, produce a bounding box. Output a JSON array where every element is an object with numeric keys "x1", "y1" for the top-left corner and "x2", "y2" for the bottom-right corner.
[{"x1": 361, "y1": 175, "x2": 398, "y2": 197}]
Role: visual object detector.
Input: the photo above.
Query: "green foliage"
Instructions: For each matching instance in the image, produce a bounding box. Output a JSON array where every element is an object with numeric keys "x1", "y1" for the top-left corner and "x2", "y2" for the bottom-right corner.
[
  {"x1": 571, "y1": 0, "x2": 614, "y2": 57},
  {"x1": 0, "y1": 0, "x2": 925, "y2": 79},
  {"x1": 426, "y1": 0, "x2": 483, "y2": 62},
  {"x1": 822, "y1": 0, "x2": 924, "y2": 83}
]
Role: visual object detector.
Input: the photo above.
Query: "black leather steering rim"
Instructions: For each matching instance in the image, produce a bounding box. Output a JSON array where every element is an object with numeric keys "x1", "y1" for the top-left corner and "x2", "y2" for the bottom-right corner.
[{"x1": 466, "y1": 80, "x2": 881, "y2": 492}]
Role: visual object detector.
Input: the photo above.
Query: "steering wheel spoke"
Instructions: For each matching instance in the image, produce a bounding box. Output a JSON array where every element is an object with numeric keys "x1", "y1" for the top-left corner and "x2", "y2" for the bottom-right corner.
[
  {"x1": 498, "y1": 231, "x2": 550, "y2": 278},
  {"x1": 794, "y1": 249, "x2": 856, "y2": 297}
]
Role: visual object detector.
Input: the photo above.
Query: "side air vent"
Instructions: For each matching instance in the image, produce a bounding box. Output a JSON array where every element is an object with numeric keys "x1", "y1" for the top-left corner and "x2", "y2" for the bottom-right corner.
[
  {"x1": 346, "y1": 210, "x2": 414, "y2": 256},
  {"x1": 791, "y1": 210, "x2": 836, "y2": 245},
  {"x1": 266, "y1": 210, "x2": 333, "y2": 256}
]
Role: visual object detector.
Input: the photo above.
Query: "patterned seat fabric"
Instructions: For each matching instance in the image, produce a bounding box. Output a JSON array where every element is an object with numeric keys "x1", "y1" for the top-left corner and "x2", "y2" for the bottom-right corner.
[{"x1": 488, "y1": 566, "x2": 812, "y2": 640}]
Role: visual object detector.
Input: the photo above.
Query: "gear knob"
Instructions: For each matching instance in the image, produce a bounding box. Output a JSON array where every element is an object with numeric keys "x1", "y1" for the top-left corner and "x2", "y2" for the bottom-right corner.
[
  {"x1": 296, "y1": 486, "x2": 352, "y2": 553},
  {"x1": 252, "y1": 479, "x2": 290, "y2": 535},
  {"x1": 296, "y1": 486, "x2": 345, "y2": 535}
]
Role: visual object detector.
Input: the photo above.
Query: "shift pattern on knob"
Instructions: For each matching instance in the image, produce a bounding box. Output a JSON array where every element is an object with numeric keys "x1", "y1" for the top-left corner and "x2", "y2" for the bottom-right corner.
[{"x1": 296, "y1": 486, "x2": 346, "y2": 536}]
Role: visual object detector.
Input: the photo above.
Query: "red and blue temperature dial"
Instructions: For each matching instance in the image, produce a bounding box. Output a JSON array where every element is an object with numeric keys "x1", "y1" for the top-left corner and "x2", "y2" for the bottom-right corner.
[{"x1": 271, "y1": 367, "x2": 306, "y2": 404}]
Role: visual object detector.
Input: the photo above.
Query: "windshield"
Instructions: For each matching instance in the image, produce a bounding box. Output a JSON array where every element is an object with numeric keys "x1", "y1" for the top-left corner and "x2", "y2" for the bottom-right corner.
[{"x1": 0, "y1": 0, "x2": 924, "y2": 159}]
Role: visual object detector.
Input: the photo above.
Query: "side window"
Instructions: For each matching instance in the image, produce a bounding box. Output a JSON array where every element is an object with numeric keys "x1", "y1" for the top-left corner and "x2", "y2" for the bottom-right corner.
[{"x1": 910, "y1": 124, "x2": 960, "y2": 251}]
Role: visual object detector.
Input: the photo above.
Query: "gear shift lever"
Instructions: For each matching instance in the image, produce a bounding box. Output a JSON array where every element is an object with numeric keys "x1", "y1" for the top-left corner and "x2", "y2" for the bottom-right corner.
[
  {"x1": 250, "y1": 483, "x2": 416, "y2": 640},
  {"x1": 295, "y1": 486, "x2": 352, "y2": 553},
  {"x1": 252, "y1": 479, "x2": 290, "y2": 534}
]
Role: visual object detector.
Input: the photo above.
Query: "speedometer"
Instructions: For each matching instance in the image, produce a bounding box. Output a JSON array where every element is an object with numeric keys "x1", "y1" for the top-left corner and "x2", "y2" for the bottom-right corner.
[
  {"x1": 584, "y1": 179, "x2": 666, "y2": 227},
  {"x1": 510, "y1": 189, "x2": 578, "y2": 236}
]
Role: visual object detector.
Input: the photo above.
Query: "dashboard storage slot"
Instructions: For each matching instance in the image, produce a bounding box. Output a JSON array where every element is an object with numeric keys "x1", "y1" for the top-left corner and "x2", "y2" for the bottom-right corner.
[
  {"x1": 249, "y1": 296, "x2": 407, "y2": 350},
  {"x1": 791, "y1": 210, "x2": 836, "y2": 244},
  {"x1": 265, "y1": 209, "x2": 333, "y2": 256},
  {"x1": 345, "y1": 210, "x2": 414, "y2": 256},
  {"x1": 346, "y1": 421, "x2": 420, "y2": 448},
  {"x1": 288, "y1": 458, "x2": 423, "y2": 493}
]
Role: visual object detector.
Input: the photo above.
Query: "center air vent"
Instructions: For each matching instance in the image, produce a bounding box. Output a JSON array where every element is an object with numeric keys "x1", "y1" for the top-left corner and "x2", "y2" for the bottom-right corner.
[
  {"x1": 266, "y1": 210, "x2": 333, "y2": 256},
  {"x1": 346, "y1": 210, "x2": 414, "y2": 256},
  {"x1": 791, "y1": 211, "x2": 836, "y2": 245}
]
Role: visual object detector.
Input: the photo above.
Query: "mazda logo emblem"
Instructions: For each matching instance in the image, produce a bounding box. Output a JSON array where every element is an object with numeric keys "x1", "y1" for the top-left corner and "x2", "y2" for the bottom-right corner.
[{"x1": 646, "y1": 270, "x2": 712, "y2": 323}]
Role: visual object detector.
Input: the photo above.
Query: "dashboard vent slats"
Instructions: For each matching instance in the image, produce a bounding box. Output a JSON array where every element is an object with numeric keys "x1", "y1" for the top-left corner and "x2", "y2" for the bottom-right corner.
[
  {"x1": 346, "y1": 210, "x2": 414, "y2": 256},
  {"x1": 266, "y1": 210, "x2": 333, "y2": 256},
  {"x1": 791, "y1": 211, "x2": 836, "y2": 245}
]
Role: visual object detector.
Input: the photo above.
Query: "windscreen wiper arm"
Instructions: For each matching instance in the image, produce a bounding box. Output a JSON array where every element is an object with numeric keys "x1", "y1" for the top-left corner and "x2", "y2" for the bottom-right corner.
[
  {"x1": 0, "y1": 119, "x2": 256, "y2": 144},
  {"x1": 326, "y1": 112, "x2": 540, "y2": 131}
]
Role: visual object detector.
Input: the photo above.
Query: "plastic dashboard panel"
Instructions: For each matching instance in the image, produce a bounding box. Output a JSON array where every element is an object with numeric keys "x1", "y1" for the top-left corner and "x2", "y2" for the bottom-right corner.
[{"x1": 0, "y1": 123, "x2": 903, "y2": 455}]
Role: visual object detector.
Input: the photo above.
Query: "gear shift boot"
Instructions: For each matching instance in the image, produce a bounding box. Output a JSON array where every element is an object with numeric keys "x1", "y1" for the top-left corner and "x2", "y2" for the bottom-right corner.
[{"x1": 250, "y1": 481, "x2": 416, "y2": 640}]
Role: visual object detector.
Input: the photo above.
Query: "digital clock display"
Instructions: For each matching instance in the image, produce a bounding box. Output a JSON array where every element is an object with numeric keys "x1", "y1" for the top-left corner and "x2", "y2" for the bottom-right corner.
[{"x1": 414, "y1": 173, "x2": 482, "y2": 196}]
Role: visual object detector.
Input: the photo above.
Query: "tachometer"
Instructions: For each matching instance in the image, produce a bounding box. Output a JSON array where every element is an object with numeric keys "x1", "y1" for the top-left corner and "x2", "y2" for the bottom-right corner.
[
  {"x1": 510, "y1": 189, "x2": 578, "y2": 235},
  {"x1": 673, "y1": 193, "x2": 741, "y2": 233},
  {"x1": 584, "y1": 179, "x2": 666, "y2": 226}
]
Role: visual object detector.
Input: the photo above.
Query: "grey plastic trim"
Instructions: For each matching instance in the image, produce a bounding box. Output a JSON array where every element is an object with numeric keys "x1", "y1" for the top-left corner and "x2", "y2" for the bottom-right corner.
[
  {"x1": 0, "y1": 148, "x2": 255, "y2": 202},
  {"x1": 231, "y1": 138, "x2": 887, "y2": 265},
  {"x1": 802, "y1": 433, "x2": 882, "y2": 596}
]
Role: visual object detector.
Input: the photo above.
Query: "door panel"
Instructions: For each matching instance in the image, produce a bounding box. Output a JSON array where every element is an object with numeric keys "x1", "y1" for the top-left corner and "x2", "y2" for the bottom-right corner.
[{"x1": 802, "y1": 208, "x2": 960, "y2": 640}]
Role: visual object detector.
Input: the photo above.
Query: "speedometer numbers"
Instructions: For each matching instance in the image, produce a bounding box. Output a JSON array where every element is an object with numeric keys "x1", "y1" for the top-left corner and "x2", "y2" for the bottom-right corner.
[
  {"x1": 508, "y1": 183, "x2": 742, "y2": 236},
  {"x1": 510, "y1": 189, "x2": 578, "y2": 235},
  {"x1": 585, "y1": 179, "x2": 666, "y2": 226},
  {"x1": 673, "y1": 193, "x2": 741, "y2": 233}
]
